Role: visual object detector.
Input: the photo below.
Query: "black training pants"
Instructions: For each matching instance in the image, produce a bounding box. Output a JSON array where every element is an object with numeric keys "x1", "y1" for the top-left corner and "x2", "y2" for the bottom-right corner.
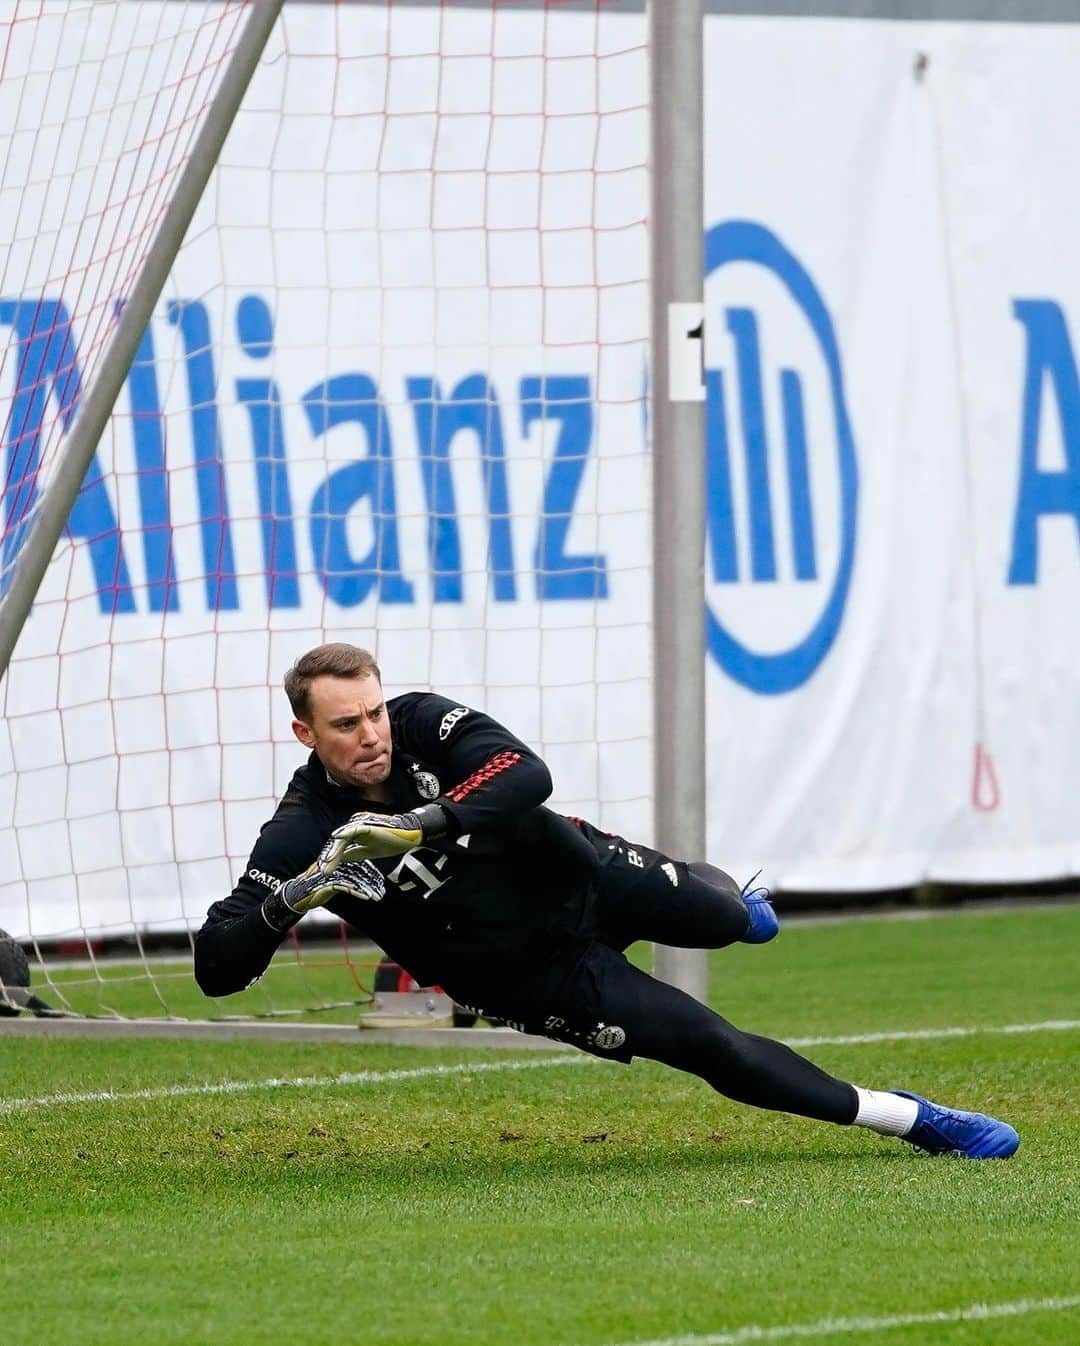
[
  {"x1": 529, "y1": 941, "x2": 858, "y2": 1125},
  {"x1": 449, "y1": 825, "x2": 860, "y2": 1126}
]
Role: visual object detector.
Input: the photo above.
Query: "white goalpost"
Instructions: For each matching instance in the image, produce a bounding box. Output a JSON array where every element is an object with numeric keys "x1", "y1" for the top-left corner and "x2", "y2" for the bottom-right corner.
[{"x1": 0, "y1": 0, "x2": 705, "y2": 1029}]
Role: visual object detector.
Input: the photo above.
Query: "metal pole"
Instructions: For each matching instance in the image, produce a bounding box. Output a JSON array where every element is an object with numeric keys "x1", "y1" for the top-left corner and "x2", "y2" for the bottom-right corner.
[
  {"x1": 650, "y1": 0, "x2": 708, "y2": 1002},
  {"x1": 0, "y1": 0, "x2": 286, "y2": 679}
]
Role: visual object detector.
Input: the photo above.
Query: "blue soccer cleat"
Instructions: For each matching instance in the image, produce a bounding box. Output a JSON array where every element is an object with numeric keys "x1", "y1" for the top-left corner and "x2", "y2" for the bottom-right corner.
[
  {"x1": 739, "y1": 873, "x2": 779, "y2": 945},
  {"x1": 893, "y1": 1091, "x2": 1020, "y2": 1159}
]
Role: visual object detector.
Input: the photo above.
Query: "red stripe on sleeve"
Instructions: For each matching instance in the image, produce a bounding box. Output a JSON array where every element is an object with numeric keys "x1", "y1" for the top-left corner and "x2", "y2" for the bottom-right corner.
[{"x1": 445, "y1": 751, "x2": 522, "y2": 803}]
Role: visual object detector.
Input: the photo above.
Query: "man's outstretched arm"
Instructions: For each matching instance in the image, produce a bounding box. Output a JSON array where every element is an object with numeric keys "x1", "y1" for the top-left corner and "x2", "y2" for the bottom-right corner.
[
  {"x1": 194, "y1": 823, "x2": 382, "y2": 997},
  {"x1": 194, "y1": 894, "x2": 286, "y2": 998}
]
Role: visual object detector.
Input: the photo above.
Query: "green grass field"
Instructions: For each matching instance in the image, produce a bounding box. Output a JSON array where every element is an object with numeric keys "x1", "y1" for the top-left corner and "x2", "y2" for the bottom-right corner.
[{"x1": 2, "y1": 905, "x2": 1078, "y2": 1346}]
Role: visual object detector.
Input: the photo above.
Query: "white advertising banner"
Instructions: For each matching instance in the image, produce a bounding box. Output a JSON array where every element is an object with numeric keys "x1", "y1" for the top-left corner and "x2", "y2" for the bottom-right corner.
[
  {"x1": 701, "y1": 17, "x2": 1080, "y2": 887},
  {"x1": 1, "y1": 6, "x2": 1079, "y2": 941}
]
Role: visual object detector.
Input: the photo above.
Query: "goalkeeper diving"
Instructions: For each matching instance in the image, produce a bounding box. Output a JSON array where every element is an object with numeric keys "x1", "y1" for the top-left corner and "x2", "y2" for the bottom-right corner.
[{"x1": 195, "y1": 643, "x2": 1019, "y2": 1160}]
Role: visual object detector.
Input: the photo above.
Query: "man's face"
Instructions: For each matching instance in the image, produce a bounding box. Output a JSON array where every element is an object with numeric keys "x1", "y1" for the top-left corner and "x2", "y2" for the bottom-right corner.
[{"x1": 292, "y1": 673, "x2": 393, "y2": 794}]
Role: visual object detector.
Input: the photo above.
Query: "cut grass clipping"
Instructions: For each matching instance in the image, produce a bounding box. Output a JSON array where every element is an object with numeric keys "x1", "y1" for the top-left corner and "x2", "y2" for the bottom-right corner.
[{"x1": 1, "y1": 905, "x2": 1077, "y2": 1346}]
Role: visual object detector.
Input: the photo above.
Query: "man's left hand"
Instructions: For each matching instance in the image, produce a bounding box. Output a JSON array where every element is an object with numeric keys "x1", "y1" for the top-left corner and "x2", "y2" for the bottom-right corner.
[{"x1": 322, "y1": 804, "x2": 447, "y2": 870}]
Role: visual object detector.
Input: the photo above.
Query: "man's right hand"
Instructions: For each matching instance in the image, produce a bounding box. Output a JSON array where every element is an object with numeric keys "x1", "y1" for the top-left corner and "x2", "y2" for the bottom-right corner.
[{"x1": 262, "y1": 850, "x2": 385, "y2": 931}]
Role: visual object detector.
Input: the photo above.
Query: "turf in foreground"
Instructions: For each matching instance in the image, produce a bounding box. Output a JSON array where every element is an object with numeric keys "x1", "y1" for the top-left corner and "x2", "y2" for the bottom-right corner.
[{"x1": 1, "y1": 905, "x2": 1077, "y2": 1346}]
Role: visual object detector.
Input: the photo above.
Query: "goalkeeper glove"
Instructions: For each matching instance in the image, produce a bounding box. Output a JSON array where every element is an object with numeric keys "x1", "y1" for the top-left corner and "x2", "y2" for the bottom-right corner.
[
  {"x1": 261, "y1": 850, "x2": 385, "y2": 933},
  {"x1": 321, "y1": 803, "x2": 448, "y2": 871}
]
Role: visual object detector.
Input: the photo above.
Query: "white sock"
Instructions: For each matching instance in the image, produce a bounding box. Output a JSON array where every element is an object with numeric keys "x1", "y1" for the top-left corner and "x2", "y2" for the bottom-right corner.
[{"x1": 851, "y1": 1087, "x2": 920, "y2": 1137}]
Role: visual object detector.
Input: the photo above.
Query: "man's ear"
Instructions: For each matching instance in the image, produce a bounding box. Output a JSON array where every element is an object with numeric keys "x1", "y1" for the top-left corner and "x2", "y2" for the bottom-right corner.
[{"x1": 292, "y1": 718, "x2": 316, "y2": 749}]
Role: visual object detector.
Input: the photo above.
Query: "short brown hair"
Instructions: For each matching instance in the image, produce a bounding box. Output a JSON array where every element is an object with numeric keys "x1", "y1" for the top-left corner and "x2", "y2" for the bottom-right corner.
[{"x1": 284, "y1": 643, "x2": 381, "y2": 720}]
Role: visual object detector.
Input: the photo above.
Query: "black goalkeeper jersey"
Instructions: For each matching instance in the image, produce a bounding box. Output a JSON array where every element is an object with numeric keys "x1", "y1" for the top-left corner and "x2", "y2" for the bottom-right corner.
[{"x1": 195, "y1": 691, "x2": 600, "y2": 999}]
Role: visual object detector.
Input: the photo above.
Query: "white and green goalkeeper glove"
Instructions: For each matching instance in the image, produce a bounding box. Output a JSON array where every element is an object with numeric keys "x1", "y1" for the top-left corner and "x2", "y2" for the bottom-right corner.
[
  {"x1": 261, "y1": 849, "x2": 385, "y2": 932},
  {"x1": 321, "y1": 803, "x2": 447, "y2": 870}
]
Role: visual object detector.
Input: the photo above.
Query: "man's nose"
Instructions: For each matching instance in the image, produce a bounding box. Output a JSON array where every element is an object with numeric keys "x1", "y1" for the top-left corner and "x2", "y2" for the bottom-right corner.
[{"x1": 358, "y1": 718, "x2": 379, "y2": 746}]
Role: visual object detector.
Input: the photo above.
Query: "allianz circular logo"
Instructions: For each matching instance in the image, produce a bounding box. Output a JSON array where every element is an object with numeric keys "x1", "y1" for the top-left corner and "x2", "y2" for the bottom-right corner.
[{"x1": 704, "y1": 221, "x2": 858, "y2": 694}]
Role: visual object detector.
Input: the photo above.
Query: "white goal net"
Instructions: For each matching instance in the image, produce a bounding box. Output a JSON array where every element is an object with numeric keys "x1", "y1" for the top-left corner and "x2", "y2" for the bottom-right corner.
[{"x1": 0, "y1": 0, "x2": 650, "y2": 1021}]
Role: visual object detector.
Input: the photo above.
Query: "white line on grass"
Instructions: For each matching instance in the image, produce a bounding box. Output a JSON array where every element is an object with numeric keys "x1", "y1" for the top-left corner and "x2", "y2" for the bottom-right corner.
[
  {"x1": 1, "y1": 1018, "x2": 1077, "y2": 1115},
  {"x1": 603, "y1": 1293, "x2": 1080, "y2": 1346},
  {"x1": 787, "y1": 1018, "x2": 1080, "y2": 1048},
  {"x1": 0, "y1": 1053, "x2": 596, "y2": 1115}
]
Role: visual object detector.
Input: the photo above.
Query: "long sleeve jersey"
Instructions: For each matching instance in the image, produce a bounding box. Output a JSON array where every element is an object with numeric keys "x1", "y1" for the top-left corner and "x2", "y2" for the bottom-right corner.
[{"x1": 194, "y1": 692, "x2": 599, "y2": 1000}]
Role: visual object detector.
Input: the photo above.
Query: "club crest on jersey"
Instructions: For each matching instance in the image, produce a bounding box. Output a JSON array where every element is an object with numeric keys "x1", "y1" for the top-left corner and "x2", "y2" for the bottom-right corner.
[
  {"x1": 438, "y1": 706, "x2": 469, "y2": 740},
  {"x1": 590, "y1": 1023, "x2": 627, "y2": 1051},
  {"x1": 409, "y1": 764, "x2": 441, "y2": 800}
]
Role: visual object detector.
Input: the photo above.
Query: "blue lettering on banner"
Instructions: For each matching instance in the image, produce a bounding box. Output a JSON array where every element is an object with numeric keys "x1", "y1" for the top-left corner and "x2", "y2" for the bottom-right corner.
[
  {"x1": 11, "y1": 278, "x2": 1079, "y2": 630},
  {"x1": 236, "y1": 295, "x2": 300, "y2": 609},
  {"x1": 0, "y1": 291, "x2": 609, "y2": 613},
  {"x1": 0, "y1": 298, "x2": 134, "y2": 612},
  {"x1": 166, "y1": 299, "x2": 239, "y2": 610},
  {"x1": 725, "y1": 307, "x2": 779, "y2": 582},
  {"x1": 406, "y1": 374, "x2": 516, "y2": 602},
  {"x1": 303, "y1": 373, "x2": 414, "y2": 607},
  {"x1": 522, "y1": 375, "x2": 608, "y2": 601},
  {"x1": 124, "y1": 310, "x2": 177, "y2": 613},
  {"x1": 704, "y1": 221, "x2": 858, "y2": 695},
  {"x1": 1008, "y1": 300, "x2": 1080, "y2": 585}
]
